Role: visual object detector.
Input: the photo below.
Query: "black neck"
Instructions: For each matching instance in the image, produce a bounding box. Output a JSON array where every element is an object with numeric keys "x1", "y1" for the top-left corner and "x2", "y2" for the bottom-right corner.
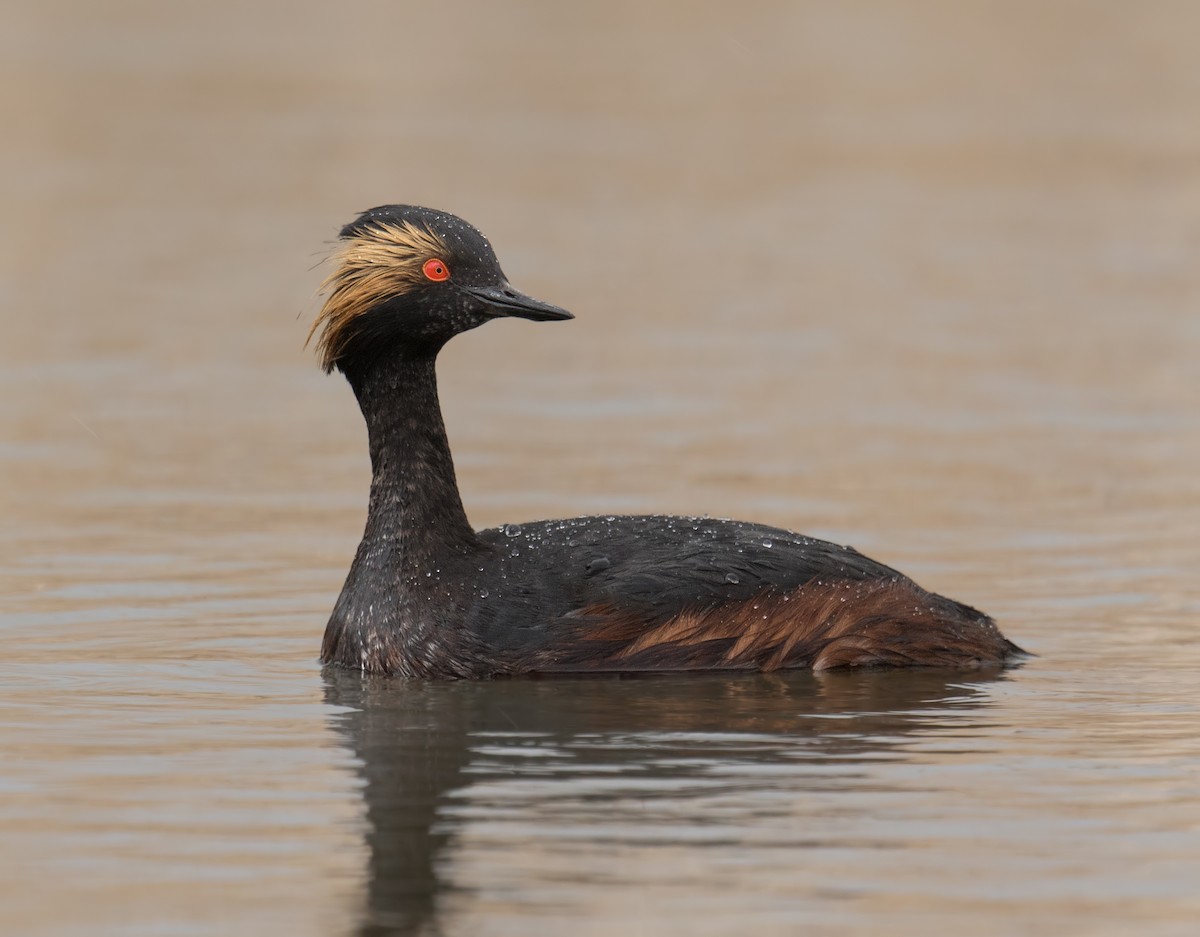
[{"x1": 346, "y1": 350, "x2": 479, "y2": 564}]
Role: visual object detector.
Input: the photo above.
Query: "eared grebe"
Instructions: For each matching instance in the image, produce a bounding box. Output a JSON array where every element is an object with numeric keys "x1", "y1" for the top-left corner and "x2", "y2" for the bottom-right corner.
[{"x1": 309, "y1": 205, "x2": 1024, "y2": 677}]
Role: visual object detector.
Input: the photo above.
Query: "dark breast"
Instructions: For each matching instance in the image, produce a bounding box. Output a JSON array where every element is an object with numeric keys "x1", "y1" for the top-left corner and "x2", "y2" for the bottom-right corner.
[{"x1": 467, "y1": 515, "x2": 1019, "y2": 674}]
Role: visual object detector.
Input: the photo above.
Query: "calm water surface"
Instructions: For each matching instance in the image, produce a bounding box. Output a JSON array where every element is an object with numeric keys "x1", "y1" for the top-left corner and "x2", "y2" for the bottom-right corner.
[{"x1": 2, "y1": 3, "x2": 1199, "y2": 935}]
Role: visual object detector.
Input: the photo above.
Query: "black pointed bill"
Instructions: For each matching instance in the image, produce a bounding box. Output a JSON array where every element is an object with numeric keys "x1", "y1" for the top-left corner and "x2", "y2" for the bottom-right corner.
[{"x1": 463, "y1": 284, "x2": 574, "y2": 322}]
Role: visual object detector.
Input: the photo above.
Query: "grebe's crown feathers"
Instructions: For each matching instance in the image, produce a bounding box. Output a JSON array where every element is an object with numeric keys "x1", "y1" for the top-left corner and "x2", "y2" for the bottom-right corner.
[{"x1": 308, "y1": 207, "x2": 454, "y2": 372}]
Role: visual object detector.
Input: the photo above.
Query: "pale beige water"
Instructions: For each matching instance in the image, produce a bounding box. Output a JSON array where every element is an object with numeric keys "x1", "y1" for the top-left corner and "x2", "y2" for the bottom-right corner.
[{"x1": 1, "y1": 2, "x2": 1199, "y2": 935}]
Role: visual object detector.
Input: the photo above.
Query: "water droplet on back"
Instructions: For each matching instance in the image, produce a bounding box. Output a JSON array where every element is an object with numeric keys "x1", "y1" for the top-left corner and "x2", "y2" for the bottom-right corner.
[{"x1": 586, "y1": 556, "x2": 611, "y2": 574}]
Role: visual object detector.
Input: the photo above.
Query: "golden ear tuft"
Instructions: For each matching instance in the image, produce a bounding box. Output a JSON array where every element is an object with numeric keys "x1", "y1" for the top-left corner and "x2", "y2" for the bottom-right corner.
[{"x1": 306, "y1": 221, "x2": 449, "y2": 372}]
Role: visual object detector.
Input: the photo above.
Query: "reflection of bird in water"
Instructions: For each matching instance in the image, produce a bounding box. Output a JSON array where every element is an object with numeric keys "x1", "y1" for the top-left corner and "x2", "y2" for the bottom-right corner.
[
  {"x1": 323, "y1": 667, "x2": 1012, "y2": 935},
  {"x1": 308, "y1": 204, "x2": 1023, "y2": 678}
]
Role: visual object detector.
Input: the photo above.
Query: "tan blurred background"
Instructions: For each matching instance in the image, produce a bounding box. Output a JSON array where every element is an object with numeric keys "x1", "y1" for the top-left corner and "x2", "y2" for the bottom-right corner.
[{"x1": 1, "y1": 3, "x2": 1198, "y2": 935}]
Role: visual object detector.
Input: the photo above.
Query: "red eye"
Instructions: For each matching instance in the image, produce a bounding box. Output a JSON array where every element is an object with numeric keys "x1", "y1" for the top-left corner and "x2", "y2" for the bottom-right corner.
[{"x1": 422, "y1": 258, "x2": 450, "y2": 282}]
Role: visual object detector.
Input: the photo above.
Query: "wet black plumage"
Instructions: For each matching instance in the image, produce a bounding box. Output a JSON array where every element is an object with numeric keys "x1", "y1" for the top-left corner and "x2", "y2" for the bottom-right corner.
[{"x1": 311, "y1": 205, "x2": 1024, "y2": 677}]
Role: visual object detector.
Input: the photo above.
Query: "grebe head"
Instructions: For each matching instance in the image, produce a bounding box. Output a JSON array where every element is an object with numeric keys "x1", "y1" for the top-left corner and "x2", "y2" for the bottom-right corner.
[{"x1": 308, "y1": 204, "x2": 572, "y2": 373}]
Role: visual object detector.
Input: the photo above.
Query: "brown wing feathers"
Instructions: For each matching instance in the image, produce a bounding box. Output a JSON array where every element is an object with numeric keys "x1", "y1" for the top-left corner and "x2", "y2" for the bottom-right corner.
[{"x1": 537, "y1": 578, "x2": 1012, "y2": 673}]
